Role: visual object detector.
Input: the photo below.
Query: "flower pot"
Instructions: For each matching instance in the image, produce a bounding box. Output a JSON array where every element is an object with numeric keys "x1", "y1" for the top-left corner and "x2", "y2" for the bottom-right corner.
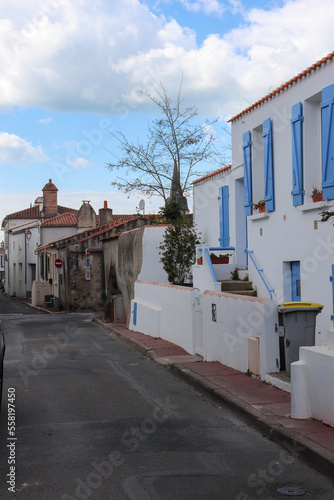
[
  {"x1": 197, "y1": 257, "x2": 203, "y2": 265},
  {"x1": 211, "y1": 257, "x2": 229, "y2": 264},
  {"x1": 259, "y1": 205, "x2": 266, "y2": 213},
  {"x1": 312, "y1": 192, "x2": 323, "y2": 203}
]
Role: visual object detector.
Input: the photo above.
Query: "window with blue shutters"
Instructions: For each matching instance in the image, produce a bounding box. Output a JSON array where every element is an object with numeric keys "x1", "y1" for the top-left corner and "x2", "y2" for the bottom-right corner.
[
  {"x1": 291, "y1": 102, "x2": 304, "y2": 206},
  {"x1": 263, "y1": 118, "x2": 275, "y2": 212},
  {"x1": 243, "y1": 131, "x2": 252, "y2": 216},
  {"x1": 219, "y1": 186, "x2": 230, "y2": 247},
  {"x1": 321, "y1": 84, "x2": 334, "y2": 200}
]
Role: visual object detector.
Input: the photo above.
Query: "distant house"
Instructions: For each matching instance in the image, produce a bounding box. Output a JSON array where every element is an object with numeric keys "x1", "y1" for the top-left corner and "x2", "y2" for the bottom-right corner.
[
  {"x1": 34, "y1": 211, "x2": 162, "y2": 313},
  {"x1": 1, "y1": 180, "x2": 77, "y2": 299}
]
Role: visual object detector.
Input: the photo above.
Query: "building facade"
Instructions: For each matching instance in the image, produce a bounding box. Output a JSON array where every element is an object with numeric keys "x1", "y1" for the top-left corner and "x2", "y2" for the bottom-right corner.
[{"x1": 193, "y1": 52, "x2": 334, "y2": 344}]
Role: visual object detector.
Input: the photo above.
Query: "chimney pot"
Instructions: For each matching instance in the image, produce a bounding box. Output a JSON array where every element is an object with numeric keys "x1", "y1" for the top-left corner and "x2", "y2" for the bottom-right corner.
[{"x1": 104, "y1": 200, "x2": 108, "y2": 209}]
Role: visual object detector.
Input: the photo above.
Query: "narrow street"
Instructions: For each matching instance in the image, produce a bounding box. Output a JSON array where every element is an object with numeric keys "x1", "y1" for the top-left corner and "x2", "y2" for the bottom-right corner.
[{"x1": 0, "y1": 295, "x2": 333, "y2": 499}]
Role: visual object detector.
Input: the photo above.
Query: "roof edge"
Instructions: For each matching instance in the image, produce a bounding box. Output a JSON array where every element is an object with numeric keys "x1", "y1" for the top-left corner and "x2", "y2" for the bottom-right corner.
[
  {"x1": 228, "y1": 51, "x2": 334, "y2": 123},
  {"x1": 192, "y1": 165, "x2": 231, "y2": 185}
]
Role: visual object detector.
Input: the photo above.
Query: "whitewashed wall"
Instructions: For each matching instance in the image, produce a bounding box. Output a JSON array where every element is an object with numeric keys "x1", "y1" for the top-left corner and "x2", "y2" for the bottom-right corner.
[
  {"x1": 291, "y1": 328, "x2": 334, "y2": 427},
  {"x1": 129, "y1": 281, "x2": 198, "y2": 355},
  {"x1": 138, "y1": 227, "x2": 169, "y2": 284},
  {"x1": 202, "y1": 290, "x2": 279, "y2": 378},
  {"x1": 130, "y1": 281, "x2": 279, "y2": 379}
]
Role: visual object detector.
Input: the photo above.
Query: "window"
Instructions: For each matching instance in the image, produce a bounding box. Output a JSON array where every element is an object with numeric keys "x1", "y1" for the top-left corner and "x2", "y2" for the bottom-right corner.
[
  {"x1": 243, "y1": 118, "x2": 275, "y2": 215},
  {"x1": 303, "y1": 93, "x2": 322, "y2": 200}
]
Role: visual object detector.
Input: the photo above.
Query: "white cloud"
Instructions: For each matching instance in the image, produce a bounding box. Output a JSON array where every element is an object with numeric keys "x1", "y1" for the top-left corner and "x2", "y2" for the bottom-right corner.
[
  {"x1": 68, "y1": 157, "x2": 94, "y2": 170},
  {"x1": 0, "y1": 0, "x2": 333, "y2": 119},
  {"x1": 39, "y1": 116, "x2": 51, "y2": 125},
  {"x1": 179, "y1": 0, "x2": 224, "y2": 16},
  {"x1": 0, "y1": 132, "x2": 48, "y2": 166}
]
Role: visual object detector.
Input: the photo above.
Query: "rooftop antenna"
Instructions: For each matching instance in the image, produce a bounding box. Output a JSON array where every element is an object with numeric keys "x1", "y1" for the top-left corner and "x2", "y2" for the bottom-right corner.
[{"x1": 137, "y1": 199, "x2": 145, "y2": 216}]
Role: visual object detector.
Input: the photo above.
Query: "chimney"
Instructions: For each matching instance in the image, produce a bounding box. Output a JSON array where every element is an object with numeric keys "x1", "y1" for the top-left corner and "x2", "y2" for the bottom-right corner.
[
  {"x1": 77, "y1": 201, "x2": 97, "y2": 231},
  {"x1": 42, "y1": 179, "x2": 58, "y2": 218},
  {"x1": 99, "y1": 200, "x2": 113, "y2": 226}
]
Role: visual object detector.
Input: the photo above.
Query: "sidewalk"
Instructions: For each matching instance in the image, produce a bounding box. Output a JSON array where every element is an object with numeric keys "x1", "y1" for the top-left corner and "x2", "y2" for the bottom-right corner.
[{"x1": 95, "y1": 317, "x2": 334, "y2": 480}]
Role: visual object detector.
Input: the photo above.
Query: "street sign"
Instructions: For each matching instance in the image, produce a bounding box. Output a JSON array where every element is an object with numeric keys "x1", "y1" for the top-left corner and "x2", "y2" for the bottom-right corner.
[
  {"x1": 85, "y1": 267, "x2": 91, "y2": 281},
  {"x1": 86, "y1": 257, "x2": 90, "y2": 266},
  {"x1": 56, "y1": 267, "x2": 63, "y2": 275},
  {"x1": 85, "y1": 249, "x2": 90, "y2": 258},
  {"x1": 55, "y1": 258, "x2": 62, "y2": 268}
]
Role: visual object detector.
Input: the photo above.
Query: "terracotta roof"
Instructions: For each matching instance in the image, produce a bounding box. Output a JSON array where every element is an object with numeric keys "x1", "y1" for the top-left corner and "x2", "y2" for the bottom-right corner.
[
  {"x1": 4, "y1": 205, "x2": 77, "y2": 220},
  {"x1": 36, "y1": 217, "x2": 147, "y2": 251},
  {"x1": 228, "y1": 51, "x2": 334, "y2": 123},
  {"x1": 192, "y1": 165, "x2": 231, "y2": 185},
  {"x1": 41, "y1": 212, "x2": 77, "y2": 227}
]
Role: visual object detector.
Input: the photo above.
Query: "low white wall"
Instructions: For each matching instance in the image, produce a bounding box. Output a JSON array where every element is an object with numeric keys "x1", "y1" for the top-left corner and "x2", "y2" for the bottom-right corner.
[
  {"x1": 138, "y1": 227, "x2": 169, "y2": 284},
  {"x1": 130, "y1": 281, "x2": 280, "y2": 379},
  {"x1": 31, "y1": 280, "x2": 50, "y2": 307},
  {"x1": 129, "y1": 281, "x2": 198, "y2": 355},
  {"x1": 203, "y1": 291, "x2": 279, "y2": 378},
  {"x1": 291, "y1": 328, "x2": 334, "y2": 426}
]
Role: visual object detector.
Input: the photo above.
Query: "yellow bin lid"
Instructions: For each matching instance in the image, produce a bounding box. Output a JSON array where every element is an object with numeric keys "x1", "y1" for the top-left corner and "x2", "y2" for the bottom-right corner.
[{"x1": 280, "y1": 302, "x2": 324, "y2": 309}]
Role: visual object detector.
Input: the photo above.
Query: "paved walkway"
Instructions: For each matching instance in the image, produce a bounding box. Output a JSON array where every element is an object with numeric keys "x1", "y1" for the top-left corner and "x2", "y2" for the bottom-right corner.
[{"x1": 95, "y1": 318, "x2": 334, "y2": 481}]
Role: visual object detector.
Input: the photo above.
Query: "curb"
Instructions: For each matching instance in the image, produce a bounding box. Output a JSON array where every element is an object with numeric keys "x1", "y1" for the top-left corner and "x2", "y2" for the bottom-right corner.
[{"x1": 96, "y1": 318, "x2": 334, "y2": 479}]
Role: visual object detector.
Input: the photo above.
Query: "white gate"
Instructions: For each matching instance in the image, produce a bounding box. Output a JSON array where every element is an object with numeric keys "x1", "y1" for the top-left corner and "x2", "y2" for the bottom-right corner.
[{"x1": 195, "y1": 294, "x2": 204, "y2": 356}]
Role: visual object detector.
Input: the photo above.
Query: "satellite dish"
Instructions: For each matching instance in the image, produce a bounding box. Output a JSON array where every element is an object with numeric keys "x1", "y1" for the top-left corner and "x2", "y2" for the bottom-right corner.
[{"x1": 139, "y1": 199, "x2": 145, "y2": 210}]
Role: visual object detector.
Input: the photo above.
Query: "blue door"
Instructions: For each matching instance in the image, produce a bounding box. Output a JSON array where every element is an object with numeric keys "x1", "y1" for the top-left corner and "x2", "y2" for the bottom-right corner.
[{"x1": 291, "y1": 261, "x2": 301, "y2": 301}]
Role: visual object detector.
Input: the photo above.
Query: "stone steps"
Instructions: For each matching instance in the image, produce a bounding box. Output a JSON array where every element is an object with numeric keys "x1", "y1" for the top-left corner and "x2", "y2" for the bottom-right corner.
[{"x1": 219, "y1": 280, "x2": 256, "y2": 296}]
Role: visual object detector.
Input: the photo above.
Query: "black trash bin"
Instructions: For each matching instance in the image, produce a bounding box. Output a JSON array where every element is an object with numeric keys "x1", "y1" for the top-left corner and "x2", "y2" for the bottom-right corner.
[{"x1": 278, "y1": 302, "x2": 324, "y2": 376}]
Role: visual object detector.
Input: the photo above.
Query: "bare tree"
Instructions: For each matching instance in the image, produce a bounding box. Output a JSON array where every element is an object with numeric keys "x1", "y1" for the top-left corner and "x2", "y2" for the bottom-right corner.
[
  {"x1": 320, "y1": 206, "x2": 334, "y2": 223},
  {"x1": 106, "y1": 82, "x2": 224, "y2": 204}
]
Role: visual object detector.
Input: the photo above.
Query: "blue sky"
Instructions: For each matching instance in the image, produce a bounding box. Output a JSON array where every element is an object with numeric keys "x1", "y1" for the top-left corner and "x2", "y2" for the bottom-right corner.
[{"x1": 0, "y1": 0, "x2": 334, "y2": 236}]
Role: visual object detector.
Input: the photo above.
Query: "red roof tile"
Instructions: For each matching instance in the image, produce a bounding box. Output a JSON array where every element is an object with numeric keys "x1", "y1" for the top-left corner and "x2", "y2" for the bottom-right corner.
[
  {"x1": 228, "y1": 51, "x2": 334, "y2": 122},
  {"x1": 4, "y1": 205, "x2": 77, "y2": 220},
  {"x1": 41, "y1": 212, "x2": 77, "y2": 227},
  {"x1": 192, "y1": 165, "x2": 231, "y2": 185}
]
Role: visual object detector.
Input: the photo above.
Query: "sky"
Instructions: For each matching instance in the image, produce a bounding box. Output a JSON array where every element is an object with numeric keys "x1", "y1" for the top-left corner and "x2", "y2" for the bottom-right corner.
[{"x1": 1, "y1": 0, "x2": 334, "y2": 237}]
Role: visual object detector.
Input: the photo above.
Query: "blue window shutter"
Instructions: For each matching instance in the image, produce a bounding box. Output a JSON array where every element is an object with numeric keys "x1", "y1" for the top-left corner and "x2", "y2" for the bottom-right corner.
[
  {"x1": 219, "y1": 186, "x2": 230, "y2": 247},
  {"x1": 243, "y1": 131, "x2": 252, "y2": 216},
  {"x1": 321, "y1": 84, "x2": 334, "y2": 200},
  {"x1": 291, "y1": 102, "x2": 304, "y2": 206},
  {"x1": 263, "y1": 118, "x2": 275, "y2": 212}
]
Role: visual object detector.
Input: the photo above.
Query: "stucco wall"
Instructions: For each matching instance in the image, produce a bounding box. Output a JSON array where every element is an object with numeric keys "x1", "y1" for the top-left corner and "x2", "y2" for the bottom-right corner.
[
  {"x1": 129, "y1": 281, "x2": 279, "y2": 377},
  {"x1": 129, "y1": 280, "x2": 198, "y2": 355},
  {"x1": 291, "y1": 330, "x2": 334, "y2": 427}
]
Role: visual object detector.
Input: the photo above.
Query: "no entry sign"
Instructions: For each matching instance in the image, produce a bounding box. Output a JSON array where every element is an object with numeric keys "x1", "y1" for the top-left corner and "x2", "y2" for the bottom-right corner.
[{"x1": 55, "y1": 259, "x2": 62, "y2": 268}]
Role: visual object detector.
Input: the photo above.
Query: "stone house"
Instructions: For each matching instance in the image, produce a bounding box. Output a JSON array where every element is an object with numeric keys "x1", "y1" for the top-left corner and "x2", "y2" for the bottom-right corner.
[{"x1": 34, "y1": 208, "x2": 157, "y2": 312}]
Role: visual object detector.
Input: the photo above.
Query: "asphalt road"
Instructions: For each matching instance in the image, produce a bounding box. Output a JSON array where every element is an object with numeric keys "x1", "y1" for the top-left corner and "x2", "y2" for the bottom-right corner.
[{"x1": 0, "y1": 296, "x2": 333, "y2": 499}]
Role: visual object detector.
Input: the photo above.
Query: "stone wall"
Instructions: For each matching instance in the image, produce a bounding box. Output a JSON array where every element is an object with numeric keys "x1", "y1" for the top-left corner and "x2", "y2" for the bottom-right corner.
[{"x1": 103, "y1": 227, "x2": 144, "y2": 323}]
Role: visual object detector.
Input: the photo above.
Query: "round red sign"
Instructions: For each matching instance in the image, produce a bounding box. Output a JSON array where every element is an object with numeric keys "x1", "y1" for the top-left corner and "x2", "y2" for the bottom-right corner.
[{"x1": 55, "y1": 258, "x2": 62, "y2": 268}]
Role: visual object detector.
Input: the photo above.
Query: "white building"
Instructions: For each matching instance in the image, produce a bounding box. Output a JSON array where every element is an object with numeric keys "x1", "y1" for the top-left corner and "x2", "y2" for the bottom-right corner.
[
  {"x1": 192, "y1": 51, "x2": 334, "y2": 425},
  {"x1": 193, "y1": 51, "x2": 334, "y2": 343}
]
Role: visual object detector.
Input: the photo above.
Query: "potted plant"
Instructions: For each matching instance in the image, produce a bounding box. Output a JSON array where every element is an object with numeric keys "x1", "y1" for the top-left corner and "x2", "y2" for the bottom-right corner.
[
  {"x1": 210, "y1": 252, "x2": 231, "y2": 264},
  {"x1": 253, "y1": 200, "x2": 266, "y2": 213},
  {"x1": 311, "y1": 186, "x2": 323, "y2": 203}
]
